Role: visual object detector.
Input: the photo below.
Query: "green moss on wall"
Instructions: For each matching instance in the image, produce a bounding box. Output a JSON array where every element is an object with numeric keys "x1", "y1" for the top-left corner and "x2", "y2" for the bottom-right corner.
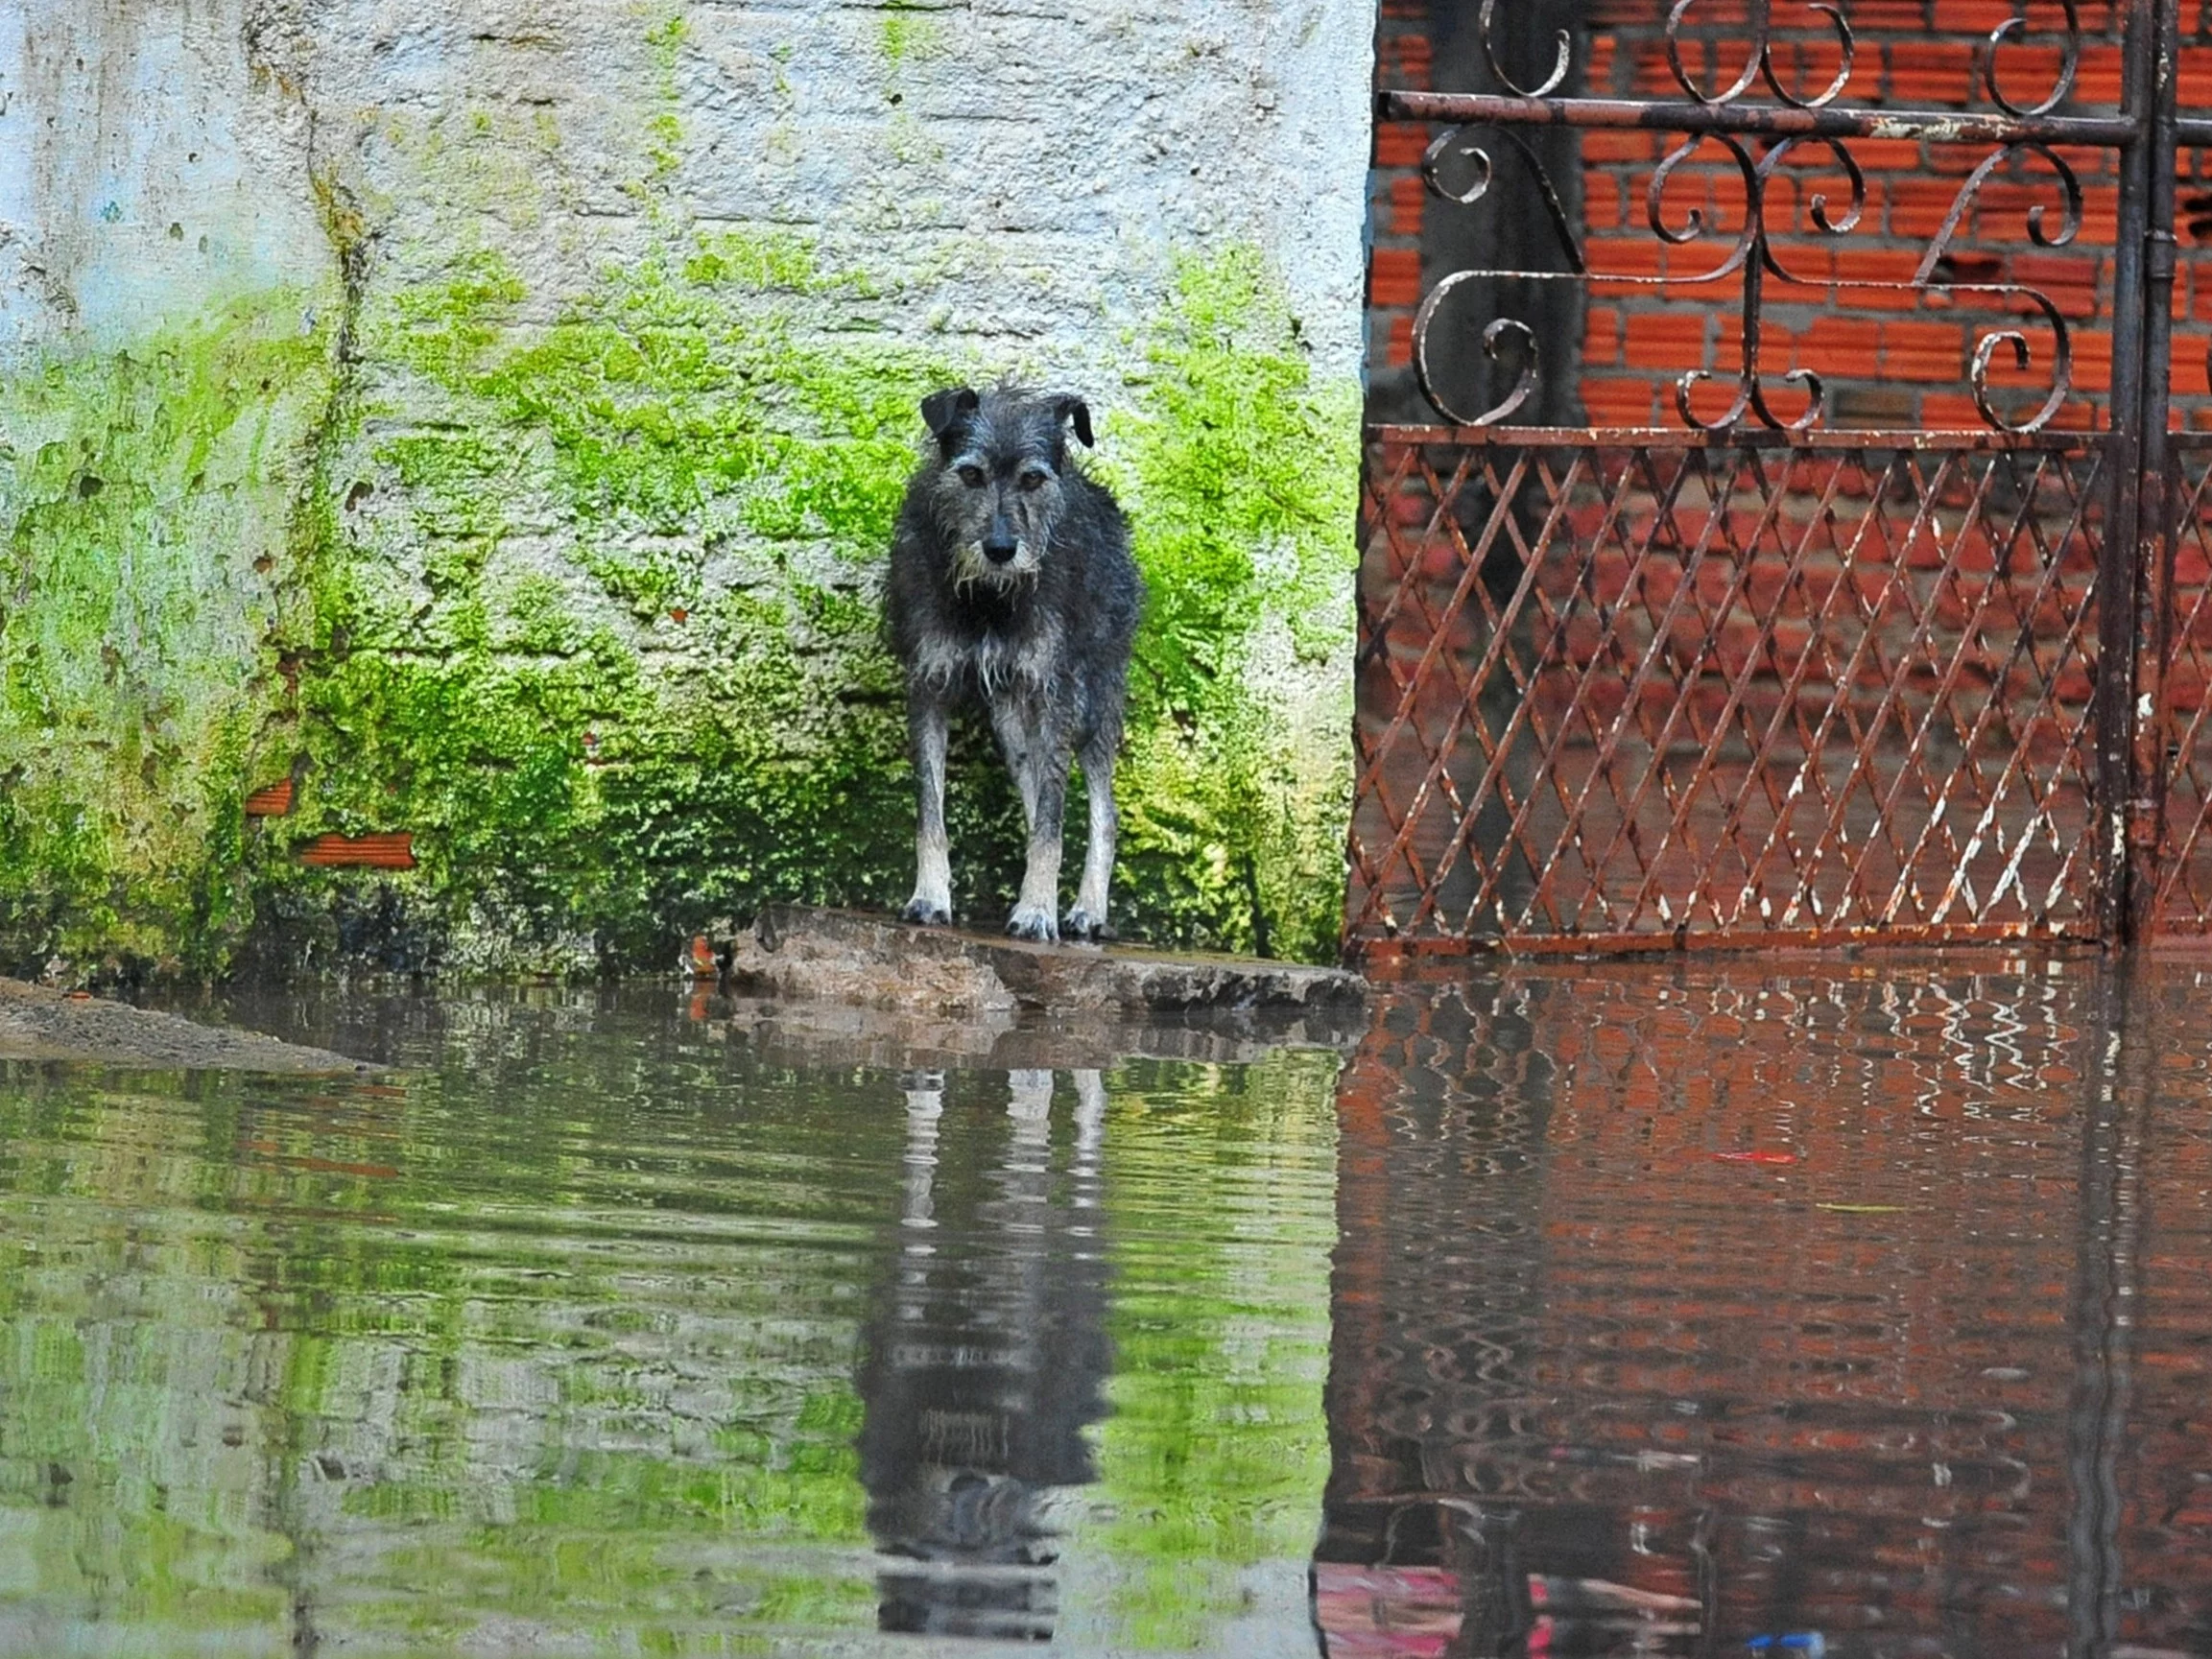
[
  {"x1": 239, "y1": 226, "x2": 1041, "y2": 973},
  {"x1": 0, "y1": 296, "x2": 340, "y2": 974},
  {"x1": 1106, "y1": 247, "x2": 1362, "y2": 964},
  {"x1": 2, "y1": 152, "x2": 1358, "y2": 974}
]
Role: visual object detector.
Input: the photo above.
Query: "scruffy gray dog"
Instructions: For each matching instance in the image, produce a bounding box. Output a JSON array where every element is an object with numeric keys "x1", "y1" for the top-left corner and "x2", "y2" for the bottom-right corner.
[{"x1": 886, "y1": 385, "x2": 1143, "y2": 943}]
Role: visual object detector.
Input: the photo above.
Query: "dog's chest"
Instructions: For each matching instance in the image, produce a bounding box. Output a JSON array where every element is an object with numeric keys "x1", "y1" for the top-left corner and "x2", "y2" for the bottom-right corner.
[{"x1": 913, "y1": 619, "x2": 1060, "y2": 696}]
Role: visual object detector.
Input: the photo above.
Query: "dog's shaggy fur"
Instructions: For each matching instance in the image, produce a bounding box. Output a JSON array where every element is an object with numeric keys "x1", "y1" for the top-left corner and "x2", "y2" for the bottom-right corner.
[{"x1": 886, "y1": 385, "x2": 1142, "y2": 942}]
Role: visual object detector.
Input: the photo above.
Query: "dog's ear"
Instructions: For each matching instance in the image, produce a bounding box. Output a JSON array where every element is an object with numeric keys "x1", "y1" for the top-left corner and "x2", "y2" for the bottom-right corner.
[
  {"x1": 1053, "y1": 395, "x2": 1095, "y2": 449},
  {"x1": 920, "y1": 387, "x2": 980, "y2": 439}
]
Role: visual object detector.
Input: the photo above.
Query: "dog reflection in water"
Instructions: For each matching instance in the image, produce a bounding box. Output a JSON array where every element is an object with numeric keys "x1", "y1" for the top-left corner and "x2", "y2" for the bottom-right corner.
[{"x1": 857, "y1": 1068, "x2": 1111, "y2": 1640}]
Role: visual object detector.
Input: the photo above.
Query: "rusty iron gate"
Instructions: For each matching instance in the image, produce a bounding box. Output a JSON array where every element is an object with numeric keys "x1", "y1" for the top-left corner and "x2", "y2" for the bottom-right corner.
[{"x1": 1347, "y1": 0, "x2": 2212, "y2": 960}]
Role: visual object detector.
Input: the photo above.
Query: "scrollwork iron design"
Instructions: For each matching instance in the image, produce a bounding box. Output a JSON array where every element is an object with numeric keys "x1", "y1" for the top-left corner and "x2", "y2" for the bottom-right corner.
[
  {"x1": 1665, "y1": 0, "x2": 1857, "y2": 109},
  {"x1": 1397, "y1": 0, "x2": 2102, "y2": 434},
  {"x1": 1475, "y1": 0, "x2": 1571, "y2": 100},
  {"x1": 1983, "y1": 0, "x2": 2081, "y2": 119}
]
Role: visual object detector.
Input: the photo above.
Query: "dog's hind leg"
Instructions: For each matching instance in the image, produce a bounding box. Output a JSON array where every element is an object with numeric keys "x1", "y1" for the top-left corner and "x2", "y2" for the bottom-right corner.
[
  {"x1": 903, "y1": 694, "x2": 954, "y2": 925},
  {"x1": 993, "y1": 699, "x2": 1066, "y2": 943},
  {"x1": 1064, "y1": 732, "x2": 1117, "y2": 942}
]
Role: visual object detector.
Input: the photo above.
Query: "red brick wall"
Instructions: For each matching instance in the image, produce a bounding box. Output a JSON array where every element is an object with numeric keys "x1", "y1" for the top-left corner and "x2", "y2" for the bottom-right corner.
[{"x1": 1368, "y1": 2, "x2": 1437, "y2": 394}]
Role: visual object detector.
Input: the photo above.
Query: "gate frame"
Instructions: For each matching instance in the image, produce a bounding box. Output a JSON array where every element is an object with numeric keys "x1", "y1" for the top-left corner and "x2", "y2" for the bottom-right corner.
[{"x1": 1356, "y1": 0, "x2": 2198, "y2": 958}]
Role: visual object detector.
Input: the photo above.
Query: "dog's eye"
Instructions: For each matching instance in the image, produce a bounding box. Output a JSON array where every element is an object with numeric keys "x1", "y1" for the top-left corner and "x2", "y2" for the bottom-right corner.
[
  {"x1": 957, "y1": 464, "x2": 986, "y2": 488},
  {"x1": 1019, "y1": 470, "x2": 1048, "y2": 492}
]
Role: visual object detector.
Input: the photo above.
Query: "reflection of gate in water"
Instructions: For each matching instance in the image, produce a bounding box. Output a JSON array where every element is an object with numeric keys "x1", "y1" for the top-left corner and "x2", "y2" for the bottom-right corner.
[
  {"x1": 1348, "y1": 0, "x2": 2212, "y2": 958},
  {"x1": 1314, "y1": 965, "x2": 2211, "y2": 1655}
]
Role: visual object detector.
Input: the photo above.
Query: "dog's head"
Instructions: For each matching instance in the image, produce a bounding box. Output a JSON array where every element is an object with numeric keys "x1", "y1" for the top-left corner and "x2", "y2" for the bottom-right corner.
[{"x1": 917, "y1": 385, "x2": 1095, "y2": 590}]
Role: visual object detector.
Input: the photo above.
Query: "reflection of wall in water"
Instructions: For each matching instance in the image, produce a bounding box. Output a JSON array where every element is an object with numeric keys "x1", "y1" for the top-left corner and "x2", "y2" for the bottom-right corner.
[{"x1": 856, "y1": 1068, "x2": 1112, "y2": 1642}]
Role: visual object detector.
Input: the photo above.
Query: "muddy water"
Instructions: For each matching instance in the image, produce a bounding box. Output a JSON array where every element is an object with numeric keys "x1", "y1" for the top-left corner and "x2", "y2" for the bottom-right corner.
[{"x1": 0, "y1": 961, "x2": 2209, "y2": 1656}]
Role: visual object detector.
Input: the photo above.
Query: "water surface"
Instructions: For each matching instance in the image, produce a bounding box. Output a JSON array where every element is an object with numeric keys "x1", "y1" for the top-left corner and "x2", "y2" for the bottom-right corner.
[{"x1": 3, "y1": 961, "x2": 2211, "y2": 1656}]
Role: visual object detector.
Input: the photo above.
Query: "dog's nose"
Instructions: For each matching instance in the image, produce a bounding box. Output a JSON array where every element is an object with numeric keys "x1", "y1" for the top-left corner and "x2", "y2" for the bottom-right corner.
[{"x1": 982, "y1": 540, "x2": 1017, "y2": 564}]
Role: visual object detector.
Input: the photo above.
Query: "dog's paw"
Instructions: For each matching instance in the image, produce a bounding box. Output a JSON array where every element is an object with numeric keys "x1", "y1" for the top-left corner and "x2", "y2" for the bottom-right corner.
[
  {"x1": 902, "y1": 897, "x2": 952, "y2": 927},
  {"x1": 1005, "y1": 904, "x2": 1058, "y2": 943},
  {"x1": 1061, "y1": 907, "x2": 1111, "y2": 943}
]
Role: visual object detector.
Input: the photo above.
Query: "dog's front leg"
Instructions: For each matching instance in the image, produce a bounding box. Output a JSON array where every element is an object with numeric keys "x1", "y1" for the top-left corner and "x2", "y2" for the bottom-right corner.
[
  {"x1": 1009, "y1": 747, "x2": 1068, "y2": 941},
  {"x1": 995, "y1": 701, "x2": 1067, "y2": 942},
  {"x1": 1064, "y1": 734, "x2": 1117, "y2": 941},
  {"x1": 903, "y1": 693, "x2": 953, "y2": 925}
]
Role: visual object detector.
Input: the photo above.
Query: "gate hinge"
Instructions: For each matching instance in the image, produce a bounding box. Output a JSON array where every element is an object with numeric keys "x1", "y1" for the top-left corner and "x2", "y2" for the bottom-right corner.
[{"x1": 2148, "y1": 227, "x2": 2178, "y2": 281}]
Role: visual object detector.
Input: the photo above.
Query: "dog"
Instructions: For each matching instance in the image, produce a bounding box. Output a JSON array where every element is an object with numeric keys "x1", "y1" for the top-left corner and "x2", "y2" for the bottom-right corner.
[{"x1": 886, "y1": 385, "x2": 1142, "y2": 943}]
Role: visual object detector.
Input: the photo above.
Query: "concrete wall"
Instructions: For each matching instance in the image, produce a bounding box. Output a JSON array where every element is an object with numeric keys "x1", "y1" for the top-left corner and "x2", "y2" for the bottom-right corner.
[{"x1": 0, "y1": 0, "x2": 1373, "y2": 975}]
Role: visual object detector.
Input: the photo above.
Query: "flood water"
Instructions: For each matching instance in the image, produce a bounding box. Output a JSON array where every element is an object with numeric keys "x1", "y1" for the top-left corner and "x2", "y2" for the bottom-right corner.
[{"x1": 0, "y1": 960, "x2": 2208, "y2": 1656}]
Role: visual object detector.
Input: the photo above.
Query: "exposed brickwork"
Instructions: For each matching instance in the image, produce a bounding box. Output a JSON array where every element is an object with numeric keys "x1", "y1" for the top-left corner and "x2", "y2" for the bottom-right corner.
[
  {"x1": 1358, "y1": 1, "x2": 2212, "y2": 950},
  {"x1": 1368, "y1": 8, "x2": 1436, "y2": 378},
  {"x1": 242, "y1": 779, "x2": 295, "y2": 818},
  {"x1": 298, "y1": 833, "x2": 417, "y2": 870},
  {"x1": 1351, "y1": 435, "x2": 2111, "y2": 944}
]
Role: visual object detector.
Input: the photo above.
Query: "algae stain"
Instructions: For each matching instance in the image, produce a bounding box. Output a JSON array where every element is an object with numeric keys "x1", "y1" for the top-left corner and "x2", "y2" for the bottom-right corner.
[
  {"x1": 878, "y1": 3, "x2": 942, "y2": 69},
  {"x1": 0, "y1": 295, "x2": 342, "y2": 971},
  {"x1": 276, "y1": 218, "x2": 995, "y2": 969}
]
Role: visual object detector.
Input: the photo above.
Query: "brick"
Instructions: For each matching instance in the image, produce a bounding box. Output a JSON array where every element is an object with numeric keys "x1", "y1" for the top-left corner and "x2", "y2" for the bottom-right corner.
[
  {"x1": 1845, "y1": 137, "x2": 1925, "y2": 175},
  {"x1": 1385, "y1": 175, "x2": 1426, "y2": 238},
  {"x1": 1888, "y1": 176, "x2": 1964, "y2": 241},
  {"x1": 1829, "y1": 246, "x2": 1929, "y2": 309},
  {"x1": 1373, "y1": 121, "x2": 1430, "y2": 168},
  {"x1": 244, "y1": 778, "x2": 295, "y2": 817},
  {"x1": 1793, "y1": 315, "x2": 1884, "y2": 378},
  {"x1": 2179, "y1": 45, "x2": 2212, "y2": 108},
  {"x1": 1582, "y1": 376, "x2": 1659, "y2": 426},
  {"x1": 2067, "y1": 327, "x2": 2114, "y2": 394},
  {"x1": 1623, "y1": 309, "x2": 1712, "y2": 370},
  {"x1": 1970, "y1": 40, "x2": 2068, "y2": 109},
  {"x1": 1382, "y1": 33, "x2": 1433, "y2": 85},
  {"x1": 299, "y1": 832, "x2": 416, "y2": 869},
  {"x1": 1933, "y1": 0, "x2": 2016, "y2": 27},
  {"x1": 1584, "y1": 306, "x2": 1623, "y2": 365},
  {"x1": 1582, "y1": 129, "x2": 1668, "y2": 163},
  {"x1": 1764, "y1": 36, "x2": 1855, "y2": 106},
  {"x1": 2073, "y1": 44, "x2": 2126, "y2": 107},
  {"x1": 1583, "y1": 172, "x2": 1624, "y2": 231},
  {"x1": 1851, "y1": 0, "x2": 1934, "y2": 24},
  {"x1": 1875, "y1": 318, "x2": 1963, "y2": 382},
  {"x1": 1585, "y1": 234, "x2": 1669, "y2": 295},
  {"x1": 1584, "y1": 34, "x2": 1619, "y2": 92},
  {"x1": 1369, "y1": 248, "x2": 1421, "y2": 308},
  {"x1": 1914, "y1": 390, "x2": 1979, "y2": 430},
  {"x1": 1387, "y1": 313, "x2": 1414, "y2": 368},
  {"x1": 1883, "y1": 38, "x2": 1977, "y2": 105},
  {"x1": 2009, "y1": 251, "x2": 2103, "y2": 320}
]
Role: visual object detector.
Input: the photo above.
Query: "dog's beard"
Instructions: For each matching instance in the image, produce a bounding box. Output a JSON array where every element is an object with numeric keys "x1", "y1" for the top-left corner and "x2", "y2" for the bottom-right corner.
[{"x1": 950, "y1": 540, "x2": 1040, "y2": 593}]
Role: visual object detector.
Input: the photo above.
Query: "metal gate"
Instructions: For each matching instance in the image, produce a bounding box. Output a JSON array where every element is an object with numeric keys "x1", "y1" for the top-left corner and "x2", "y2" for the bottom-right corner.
[{"x1": 1347, "y1": 0, "x2": 2212, "y2": 959}]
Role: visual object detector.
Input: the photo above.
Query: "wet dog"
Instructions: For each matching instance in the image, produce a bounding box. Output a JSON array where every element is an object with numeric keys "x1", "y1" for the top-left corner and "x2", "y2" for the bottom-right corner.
[{"x1": 886, "y1": 385, "x2": 1142, "y2": 942}]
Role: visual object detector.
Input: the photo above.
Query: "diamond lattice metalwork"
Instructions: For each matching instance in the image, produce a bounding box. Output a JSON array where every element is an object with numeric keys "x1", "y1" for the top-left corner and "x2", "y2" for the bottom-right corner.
[{"x1": 1348, "y1": 431, "x2": 2109, "y2": 954}]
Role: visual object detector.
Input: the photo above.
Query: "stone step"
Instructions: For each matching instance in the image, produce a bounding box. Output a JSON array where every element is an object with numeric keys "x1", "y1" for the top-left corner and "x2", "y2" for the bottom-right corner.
[{"x1": 717, "y1": 905, "x2": 1368, "y2": 1020}]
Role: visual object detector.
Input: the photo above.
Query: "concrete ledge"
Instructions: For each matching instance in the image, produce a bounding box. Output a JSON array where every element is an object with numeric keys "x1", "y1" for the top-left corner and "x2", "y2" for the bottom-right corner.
[
  {"x1": 721, "y1": 906, "x2": 1368, "y2": 1020},
  {"x1": 0, "y1": 978, "x2": 380, "y2": 1073}
]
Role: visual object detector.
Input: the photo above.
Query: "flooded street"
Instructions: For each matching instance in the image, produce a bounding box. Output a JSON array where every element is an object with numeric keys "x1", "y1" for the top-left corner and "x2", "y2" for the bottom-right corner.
[{"x1": 1, "y1": 960, "x2": 2208, "y2": 1655}]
